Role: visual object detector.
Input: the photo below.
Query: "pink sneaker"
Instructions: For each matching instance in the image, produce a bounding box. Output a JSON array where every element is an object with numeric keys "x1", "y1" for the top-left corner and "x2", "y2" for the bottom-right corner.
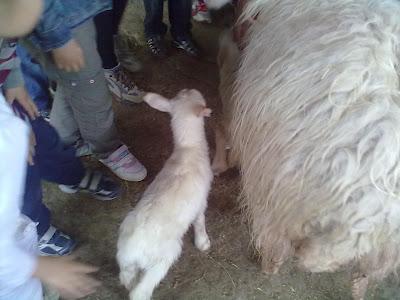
[{"x1": 100, "y1": 145, "x2": 147, "y2": 181}]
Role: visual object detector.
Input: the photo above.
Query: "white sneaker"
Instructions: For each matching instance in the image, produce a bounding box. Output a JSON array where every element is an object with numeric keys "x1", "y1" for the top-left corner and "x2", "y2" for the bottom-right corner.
[
  {"x1": 192, "y1": 1, "x2": 212, "y2": 23},
  {"x1": 104, "y1": 65, "x2": 145, "y2": 104},
  {"x1": 100, "y1": 144, "x2": 147, "y2": 181}
]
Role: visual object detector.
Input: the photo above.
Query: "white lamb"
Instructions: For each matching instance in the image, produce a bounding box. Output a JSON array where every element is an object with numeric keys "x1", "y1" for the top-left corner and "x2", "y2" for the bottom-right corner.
[{"x1": 116, "y1": 89, "x2": 213, "y2": 300}]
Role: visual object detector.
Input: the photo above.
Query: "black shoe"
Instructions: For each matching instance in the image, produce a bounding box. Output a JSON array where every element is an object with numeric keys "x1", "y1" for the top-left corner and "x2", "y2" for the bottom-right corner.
[
  {"x1": 146, "y1": 36, "x2": 167, "y2": 57},
  {"x1": 172, "y1": 38, "x2": 200, "y2": 57}
]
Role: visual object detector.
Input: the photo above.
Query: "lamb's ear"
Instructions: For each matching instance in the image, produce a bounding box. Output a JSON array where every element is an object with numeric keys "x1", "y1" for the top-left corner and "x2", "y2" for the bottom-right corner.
[
  {"x1": 144, "y1": 93, "x2": 171, "y2": 112},
  {"x1": 194, "y1": 105, "x2": 212, "y2": 117}
]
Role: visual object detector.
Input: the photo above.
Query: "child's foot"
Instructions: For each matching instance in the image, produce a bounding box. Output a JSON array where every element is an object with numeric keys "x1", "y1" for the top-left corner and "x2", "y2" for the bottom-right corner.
[
  {"x1": 192, "y1": 0, "x2": 212, "y2": 23},
  {"x1": 100, "y1": 144, "x2": 147, "y2": 182},
  {"x1": 172, "y1": 38, "x2": 200, "y2": 57},
  {"x1": 59, "y1": 170, "x2": 121, "y2": 201},
  {"x1": 104, "y1": 65, "x2": 144, "y2": 104},
  {"x1": 146, "y1": 36, "x2": 167, "y2": 58},
  {"x1": 38, "y1": 226, "x2": 76, "y2": 256},
  {"x1": 39, "y1": 109, "x2": 51, "y2": 122},
  {"x1": 72, "y1": 138, "x2": 93, "y2": 157}
]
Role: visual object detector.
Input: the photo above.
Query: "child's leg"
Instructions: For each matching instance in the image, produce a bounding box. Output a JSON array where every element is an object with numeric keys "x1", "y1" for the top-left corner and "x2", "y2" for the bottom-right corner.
[
  {"x1": 24, "y1": 20, "x2": 121, "y2": 156},
  {"x1": 95, "y1": 0, "x2": 144, "y2": 104},
  {"x1": 31, "y1": 116, "x2": 85, "y2": 185},
  {"x1": 54, "y1": 20, "x2": 121, "y2": 156},
  {"x1": 169, "y1": 0, "x2": 192, "y2": 40},
  {"x1": 21, "y1": 109, "x2": 121, "y2": 256},
  {"x1": 95, "y1": 0, "x2": 128, "y2": 69},
  {"x1": 143, "y1": 0, "x2": 167, "y2": 39},
  {"x1": 169, "y1": 0, "x2": 200, "y2": 56},
  {"x1": 22, "y1": 162, "x2": 51, "y2": 237},
  {"x1": 32, "y1": 116, "x2": 121, "y2": 201},
  {"x1": 22, "y1": 20, "x2": 147, "y2": 181},
  {"x1": 49, "y1": 87, "x2": 82, "y2": 150},
  {"x1": 21, "y1": 116, "x2": 78, "y2": 256}
]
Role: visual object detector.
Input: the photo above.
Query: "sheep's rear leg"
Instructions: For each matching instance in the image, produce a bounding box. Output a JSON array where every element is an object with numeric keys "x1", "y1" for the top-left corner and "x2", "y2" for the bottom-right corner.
[
  {"x1": 129, "y1": 262, "x2": 171, "y2": 300},
  {"x1": 351, "y1": 273, "x2": 368, "y2": 300},
  {"x1": 120, "y1": 263, "x2": 139, "y2": 290},
  {"x1": 193, "y1": 213, "x2": 211, "y2": 251},
  {"x1": 212, "y1": 126, "x2": 229, "y2": 175},
  {"x1": 261, "y1": 236, "x2": 292, "y2": 274}
]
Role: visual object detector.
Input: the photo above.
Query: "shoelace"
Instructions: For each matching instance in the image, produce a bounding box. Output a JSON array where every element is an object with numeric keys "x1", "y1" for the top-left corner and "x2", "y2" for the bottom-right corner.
[
  {"x1": 147, "y1": 38, "x2": 162, "y2": 54},
  {"x1": 114, "y1": 68, "x2": 140, "y2": 92}
]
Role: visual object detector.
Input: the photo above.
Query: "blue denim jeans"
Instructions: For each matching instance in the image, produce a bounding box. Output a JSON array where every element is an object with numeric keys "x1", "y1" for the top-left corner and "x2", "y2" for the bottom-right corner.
[{"x1": 16, "y1": 45, "x2": 51, "y2": 112}]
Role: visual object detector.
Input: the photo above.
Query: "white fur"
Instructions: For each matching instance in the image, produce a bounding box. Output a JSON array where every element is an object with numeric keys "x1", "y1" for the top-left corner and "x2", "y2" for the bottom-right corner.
[
  {"x1": 116, "y1": 89, "x2": 213, "y2": 300},
  {"x1": 212, "y1": 29, "x2": 241, "y2": 174},
  {"x1": 218, "y1": 0, "x2": 400, "y2": 289}
]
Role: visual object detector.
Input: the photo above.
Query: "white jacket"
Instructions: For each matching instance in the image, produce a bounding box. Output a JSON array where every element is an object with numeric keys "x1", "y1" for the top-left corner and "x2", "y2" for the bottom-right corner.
[{"x1": 0, "y1": 94, "x2": 42, "y2": 300}]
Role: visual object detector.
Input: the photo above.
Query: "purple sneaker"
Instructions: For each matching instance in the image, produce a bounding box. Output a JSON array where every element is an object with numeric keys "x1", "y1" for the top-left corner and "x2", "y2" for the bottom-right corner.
[{"x1": 100, "y1": 144, "x2": 147, "y2": 182}]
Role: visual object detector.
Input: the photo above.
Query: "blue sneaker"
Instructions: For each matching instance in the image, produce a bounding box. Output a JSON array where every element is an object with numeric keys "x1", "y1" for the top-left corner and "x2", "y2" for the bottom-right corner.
[
  {"x1": 59, "y1": 170, "x2": 121, "y2": 201},
  {"x1": 39, "y1": 110, "x2": 50, "y2": 122},
  {"x1": 38, "y1": 226, "x2": 76, "y2": 256}
]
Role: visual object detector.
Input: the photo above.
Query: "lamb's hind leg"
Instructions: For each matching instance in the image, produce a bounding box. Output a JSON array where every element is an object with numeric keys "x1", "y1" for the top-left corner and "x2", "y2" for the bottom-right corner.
[
  {"x1": 193, "y1": 212, "x2": 211, "y2": 251},
  {"x1": 351, "y1": 272, "x2": 368, "y2": 300},
  {"x1": 211, "y1": 125, "x2": 229, "y2": 175},
  {"x1": 261, "y1": 235, "x2": 292, "y2": 274},
  {"x1": 120, "y1": 263, "x2": 139, "y2": 290},
  {"x1": 129, "y1": 262, "x2": 171, "y2": 300}
]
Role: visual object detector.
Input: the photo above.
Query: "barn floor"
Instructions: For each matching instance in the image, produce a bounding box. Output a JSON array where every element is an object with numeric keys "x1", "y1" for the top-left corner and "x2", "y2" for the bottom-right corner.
[{"x1": 42, "y1": 1, "x2": 399, "y2": 299}]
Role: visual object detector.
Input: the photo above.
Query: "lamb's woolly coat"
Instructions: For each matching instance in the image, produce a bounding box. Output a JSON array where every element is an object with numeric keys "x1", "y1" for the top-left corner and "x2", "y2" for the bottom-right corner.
[{"x1": 117, "y1": 90, "x2": 213, "y2": 300}]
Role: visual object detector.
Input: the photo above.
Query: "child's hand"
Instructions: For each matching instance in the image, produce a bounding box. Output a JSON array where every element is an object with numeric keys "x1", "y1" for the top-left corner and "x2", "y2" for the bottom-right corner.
[
  {"x1": 34, "y1": 256, "x2": 101, "y2": 300},
  {"x1": 5, "y1": 86, "x2": 39, "y2": 120},
  {"x1": 52, "y1": 39, "x2": 85, "y2": 72}
]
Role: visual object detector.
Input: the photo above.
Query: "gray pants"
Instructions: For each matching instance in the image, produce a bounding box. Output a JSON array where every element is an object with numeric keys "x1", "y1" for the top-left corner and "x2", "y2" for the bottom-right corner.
[{"x1": 23, "y1": 20, "x2": 121, "y2": 156}]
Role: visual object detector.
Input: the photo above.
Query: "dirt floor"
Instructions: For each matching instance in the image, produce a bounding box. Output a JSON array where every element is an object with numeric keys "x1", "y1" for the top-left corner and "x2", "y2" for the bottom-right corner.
[{"x1": 42, "y1": 1, "x2": 400, "y2": 299}]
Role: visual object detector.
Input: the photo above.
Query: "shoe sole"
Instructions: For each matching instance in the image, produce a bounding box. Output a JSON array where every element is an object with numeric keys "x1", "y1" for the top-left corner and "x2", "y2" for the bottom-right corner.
[
  {"x1": 100, "y1": 160, "x2": 148, "y2": 182},
  {"x1": 107, "y1": 83, "x2": 144, "y2": 104},
  {"x1": 59, "y1": 185, "x2": 120, "y2": 201},
  {"x1": 59, "y1": 185, "x2": 78, "y2": 194},
  {"x1": 193, "y1": 14, "x2": 212, "y2": 23},
  {"x1": 172, "y1": 43, "x2": 199, "y2": 57}
]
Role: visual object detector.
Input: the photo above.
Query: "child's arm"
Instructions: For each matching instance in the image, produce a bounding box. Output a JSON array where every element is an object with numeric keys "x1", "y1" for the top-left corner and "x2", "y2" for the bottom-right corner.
[
  {"x1": 1, "y1": 40, "x2": 39, "y2": 120},
  {"x1": 28, "y1": 0, "x2": 72, "y2": 52},
  {"x1": 34, "y1": 256, "x2": 100, "y2": 299},
  {"x1": 28, "y1": 0, "x2": 85, "y2": 72}
]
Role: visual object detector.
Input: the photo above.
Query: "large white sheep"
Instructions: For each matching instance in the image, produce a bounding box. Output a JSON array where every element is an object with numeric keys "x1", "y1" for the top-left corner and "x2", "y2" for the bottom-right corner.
[{"x1": 208, "y1": 0, "x2": 400, "y2": 298}]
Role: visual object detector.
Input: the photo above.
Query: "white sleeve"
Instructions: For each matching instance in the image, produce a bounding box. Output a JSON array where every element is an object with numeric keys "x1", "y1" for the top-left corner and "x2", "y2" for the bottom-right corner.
[{"x1": 0, "y1": 95, "x2": 39, "y2": 297}]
